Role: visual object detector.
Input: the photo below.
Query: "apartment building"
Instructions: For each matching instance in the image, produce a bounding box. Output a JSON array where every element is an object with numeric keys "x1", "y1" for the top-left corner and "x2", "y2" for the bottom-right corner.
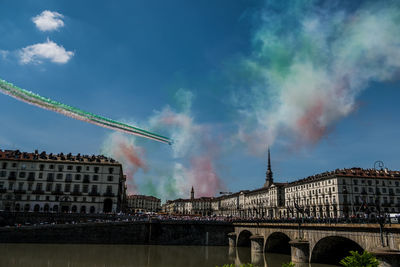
[{"x1": 0, "y1": 149, "x2": 126, "y2": 213}]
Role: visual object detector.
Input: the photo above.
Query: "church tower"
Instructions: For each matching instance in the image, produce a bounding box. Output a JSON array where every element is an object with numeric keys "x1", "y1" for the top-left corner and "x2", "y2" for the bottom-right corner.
[
  {"x1": 191, "y1": 186, "x2": 194, "y2": 200},
  {"x1": 264, "y1": 148, "x2": 273, "y2": 188}
]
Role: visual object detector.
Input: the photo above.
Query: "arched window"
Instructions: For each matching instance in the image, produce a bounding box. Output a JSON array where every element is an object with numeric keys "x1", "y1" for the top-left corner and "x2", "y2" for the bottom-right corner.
[
  {"x1": 15, "y1": 203, "x2": 20, "y2": 212},
  {"x1": 24, "y1": 204, "x2": 30, "y2": 212},
  {"x1": 53, "y1": 205, "x2": 59, "y2": 213},
  {"x1": 80, "y1": 206, "x2": 86, "y2": 213},
  {"x1": 34, "y1": 204, "x2": 40, "y2": 212},
  {"x1": 71, "y1": 205, "x2": 77, "y2": 213},
  {"x1": 90, "y1": 206, "x2": 96, "y2": 214},
  {"x1": 44, "y1": 204, "x2": 50, "y2": 212}
]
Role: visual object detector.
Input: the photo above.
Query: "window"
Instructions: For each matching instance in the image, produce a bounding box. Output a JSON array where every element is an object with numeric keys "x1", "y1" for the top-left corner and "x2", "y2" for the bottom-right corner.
[
  {"x1": 382, "y1": 188, "x2": 387, "y2": 193},
  {"x1": 19, "y1": 172, "x2": 26, "y2": 178},
  {"x1": 0, "y1": 171, "x2": 6, "y2": 177},
  {"x1": 94, "y1": 167, "x2": 99, "y2": 173},
  {"x1": 76, "y1": 166, "x2": 82, "y2": 172},
  {"x1": 93, "y1": 175, "x2": 99, "y2": 181},
  {"x1": 46, "y1": 183, "x2": 52, "y2": 192},
  {"x1": 91, "y1": 185, "x2": 98, "y2": 193},
  {"x1": 83, "y1": 185, "x2": 89, "y2": 193},
  {"x1": 28, "y1": 183, "x2": 33, "y2": 191},
  {"x1": 354, "y1": 187, "x2": 359, "y2": 192},
  {"x1": 36, "y1": 183, "x2": 42, "y2": 191},
  {"x1": 39, "y1": 172, "x2": 43, "y2": 178},
  {"x1": 108, "y1": 167, "x2": 114, "y2": 174},
  {"x1": 369, "y1": 187, "x2": 373, "y2": 193},
  {"x1": 55, "y1": 184, "x2": 62, "y2": 191},
  {"x1": 47, "y1": 173, "x2": 54, "y2": 180},
  {"x1": 1, "y1": 162, "x2": 7, "y2": 169},
  {"x1": 396, "y1": 181, "x2": 399, "y2": 187},
  {"x1": 28, "y1": 172, "x2": 35, "y2": 179},
  {"x1": 67, "y1": 165, "x2": 73, "y2": 170},
  {"x1": 86, "y1": 166, "x2": 90, "y2": 171},
  {"x1": 75, "y1": 174, "x2": 81, "y2": 180},
  {"x1": 354, "y1": 180, "x2": 358, "y2": 185},
  {"x1": 66, "y1": 173, "x2": 72, "y2": 180},
  {"x1": 107, "y1": 176, "x2": 113, "y2": 182},
  {"x1": 21, "y1": 164, "x2": 26, "y2": 170},
  {"x1": 39, "y1": 164, "x2": 44, "y2": 171},
  {"x1": 12, "y1": 163, "x2": 17, "y2": 168},
  {"x1": 58, "y1": 165, "x2": 64, "y2": 172},
  {"x1": 64, "y1": 184, "x2": 70, "y2": 192},
  {"x1": 49, "y1": 164, "x2": 54, "y2": 169},
  {"x1": 18, "y1": 182, "x2": 23, "y2": 190},
  {"x1": 57, "y1": 173, "x2": 63, "y2": 179},
  {"x1": 106, "y1": 186, "x2": 113, "y2": 193},
  {"x1": 73, "y1": 184, "x2": 80, "y2": 192}
]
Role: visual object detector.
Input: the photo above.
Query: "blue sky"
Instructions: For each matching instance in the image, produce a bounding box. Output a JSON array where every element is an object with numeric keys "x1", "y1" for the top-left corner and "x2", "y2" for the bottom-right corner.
[{"x1": 1, "y1": 0, "x2": 399, "y2": 201}]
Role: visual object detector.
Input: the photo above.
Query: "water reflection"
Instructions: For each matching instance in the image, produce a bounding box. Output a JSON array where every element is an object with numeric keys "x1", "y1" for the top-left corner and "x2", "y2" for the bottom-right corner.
[{"x1": 0, "y1": 244, "x2": 337, "y2": 267}]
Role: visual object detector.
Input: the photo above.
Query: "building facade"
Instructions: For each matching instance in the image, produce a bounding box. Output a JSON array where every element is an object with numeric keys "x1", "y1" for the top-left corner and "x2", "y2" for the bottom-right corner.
[
  {"x1": 0, "y1": 149, "x2": 126, "y2": 213},
  {"x1": 127, "y1": 195, "x2": 161, "y2": 213}
]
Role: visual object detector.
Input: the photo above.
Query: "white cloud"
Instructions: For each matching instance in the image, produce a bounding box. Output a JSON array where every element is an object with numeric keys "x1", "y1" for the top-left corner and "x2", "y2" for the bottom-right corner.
[
  {"x1": 0, "y1": 49, "x2": 9, "y2": 60},
  {"x1": 19, "y1": 39, "x2": 74, "y2": 64},
  {"x1": 32, "y1": 10, "x2": 64, "y2": 32}
]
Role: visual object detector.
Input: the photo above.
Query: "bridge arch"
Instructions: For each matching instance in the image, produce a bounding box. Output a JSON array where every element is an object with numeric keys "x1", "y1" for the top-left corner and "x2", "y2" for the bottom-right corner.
[
  {"x1": 264, "y1": 232, "x2": 291, "y2": 254},
  {"x1": 311, "y1": 236, "x2": 364, "y2": 265},
  {"x1": 237, "y1": 230, "x2": 252, "y2": 247}
]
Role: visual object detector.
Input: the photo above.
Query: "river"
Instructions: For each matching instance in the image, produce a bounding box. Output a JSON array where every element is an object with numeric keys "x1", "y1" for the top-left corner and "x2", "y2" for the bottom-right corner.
[{"x1": 0, "y1": 244, "x2": 338, "y2": 267}]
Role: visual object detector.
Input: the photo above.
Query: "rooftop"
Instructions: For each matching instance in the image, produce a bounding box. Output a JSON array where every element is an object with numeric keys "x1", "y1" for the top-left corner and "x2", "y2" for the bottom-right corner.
[
  {"x1": 0, "y1": 149, "x2": 120, "y2": 165},
  {"x1": 127, "y1": 195, "x2": 161, "y2": 201},
  {"x1": 287, "y1": 167, "x2": 400, "y2": 186}
]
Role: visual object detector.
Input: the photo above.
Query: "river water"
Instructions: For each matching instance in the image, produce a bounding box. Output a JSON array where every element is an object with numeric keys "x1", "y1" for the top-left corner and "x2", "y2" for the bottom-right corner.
[{"x1": 0, "y1": 244, "x2": 337, "y2": 267}]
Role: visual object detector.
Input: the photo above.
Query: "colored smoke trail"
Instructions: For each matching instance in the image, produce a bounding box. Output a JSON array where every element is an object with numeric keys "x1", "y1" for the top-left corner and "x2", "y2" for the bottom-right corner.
[
  {"x1": 101, "y1": 133, "x2": 147, "y2": 194},
  {"x1": 235, "y1": 0, "x2": 400, "y2": 154},
  {"x1": 0, "y1": 78, "x2": 172, "y2": 144}
]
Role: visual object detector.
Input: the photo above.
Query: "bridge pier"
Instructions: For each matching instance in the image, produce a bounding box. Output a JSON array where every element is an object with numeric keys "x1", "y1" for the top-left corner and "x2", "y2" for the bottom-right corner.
[
  {"x1": 371, "y1": 248, "x2": 400, "y2": 267},
  {"x1": 228, "y1": 232, "x2": 236, "y2": 248},
  {"x1": 289, "y1": 239, "x2": 310, "y2": 264},
  {"x1": 250, "y1": 235, "x2": 264, "y2": 253}
]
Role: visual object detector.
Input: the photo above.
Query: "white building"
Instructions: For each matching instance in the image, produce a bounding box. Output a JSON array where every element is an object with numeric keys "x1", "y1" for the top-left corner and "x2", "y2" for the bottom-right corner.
[
  {"x1": 285, "y1": 168, "x2": 400, "y2": 219},
  {"x1": 127, "y1": 195, "x2": 161, "y2": 213},
  {"x1": 0, "y1": 149, "x2": 126, "y2": 213}
]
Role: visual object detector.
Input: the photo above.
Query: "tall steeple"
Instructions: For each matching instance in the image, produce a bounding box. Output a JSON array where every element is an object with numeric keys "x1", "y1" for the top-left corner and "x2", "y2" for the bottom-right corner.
[
  {"x1": 264, "y1": 148, "x2": 273, "y2": 188},
  {"x1": 190, "y1": 186, "x2": 194, "y2": 200}
]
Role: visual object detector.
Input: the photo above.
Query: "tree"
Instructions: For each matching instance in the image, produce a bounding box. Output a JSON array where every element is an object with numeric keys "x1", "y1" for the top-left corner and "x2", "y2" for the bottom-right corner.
[
  {"x1": 282, "y1": 262, "x2": 295, "y2": 267},
  {"x1": 339, "y1": 251, "x2": 379, "y2": 267}
]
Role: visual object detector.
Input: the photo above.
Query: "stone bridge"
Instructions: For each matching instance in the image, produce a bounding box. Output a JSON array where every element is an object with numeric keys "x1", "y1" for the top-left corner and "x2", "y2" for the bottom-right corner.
[{"x1": 228, "y1": 222, "x2": 400, "y2": 266}]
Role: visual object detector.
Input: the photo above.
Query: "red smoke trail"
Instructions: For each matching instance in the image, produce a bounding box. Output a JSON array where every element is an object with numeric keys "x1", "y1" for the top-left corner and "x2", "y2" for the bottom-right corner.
[
  {"x1": 296, "y1": 100, "x2": 326, "y2": 143},
  {"x1": 189, "y1": 156, "x2": 223, "y2": 197},
  {"x1": 109, "y1": 135, "x2": 147, "y2": 194}
]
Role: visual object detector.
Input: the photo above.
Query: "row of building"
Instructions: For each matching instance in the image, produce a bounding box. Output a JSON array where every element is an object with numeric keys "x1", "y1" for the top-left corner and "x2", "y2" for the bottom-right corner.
[
  {"x1": 162, "y1": 150, "x2": 400, "y2": 219},
  {"x1": 1, "y1": 148, "x2": 399, "y2": 218}
]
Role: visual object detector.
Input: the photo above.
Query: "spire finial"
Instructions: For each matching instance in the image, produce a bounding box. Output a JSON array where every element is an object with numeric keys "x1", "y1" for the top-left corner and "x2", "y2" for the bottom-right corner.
[
  {"x1": 190, "y1": 186, "x2": 194, "y2": 200},
  {"x1": 264, "y1": 147, "x2": 273, "y2": 187}
]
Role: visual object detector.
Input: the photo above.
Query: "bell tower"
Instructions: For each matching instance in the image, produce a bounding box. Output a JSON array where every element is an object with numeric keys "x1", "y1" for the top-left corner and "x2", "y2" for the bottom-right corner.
[{"x1": 191, "y1": 186, "x2": 194, "y2": 200}]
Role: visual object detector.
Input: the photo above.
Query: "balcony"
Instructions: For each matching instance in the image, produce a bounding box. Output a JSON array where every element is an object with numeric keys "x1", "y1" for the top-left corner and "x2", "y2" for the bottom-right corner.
[
  {"x1": 89, "y1": 192, "x2": 100, "y2": 196},
  {"x1": 103, "y1": 192, "x2": 115, "y2": 197},
  {"x1": 33, "y1": 190, "x2": 44, "y2": 194},
  {"x1": 14, "y1": 189, "x2": 26, "y2": 194},
  {"x1": 52, "y1": 190, "x2": 64, "y2": 195},
  {"x1": 71, "y1": 191, "x2": 82, "y2": 196}
]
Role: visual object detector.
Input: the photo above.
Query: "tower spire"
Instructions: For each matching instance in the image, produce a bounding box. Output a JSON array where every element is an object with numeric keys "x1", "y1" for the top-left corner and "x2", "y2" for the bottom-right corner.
[
  {"x1": 191, "y1": 186, "x2": 194, "y2": 200},
  {"x1": 264, "y1": 148, "x2": 273, "y2": 187}
]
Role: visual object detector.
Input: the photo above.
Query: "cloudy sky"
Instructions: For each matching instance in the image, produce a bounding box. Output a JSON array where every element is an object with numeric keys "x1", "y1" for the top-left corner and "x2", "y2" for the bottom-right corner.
[{"x1": 1, "y1": 0, "x2": 400, "y2": 201}]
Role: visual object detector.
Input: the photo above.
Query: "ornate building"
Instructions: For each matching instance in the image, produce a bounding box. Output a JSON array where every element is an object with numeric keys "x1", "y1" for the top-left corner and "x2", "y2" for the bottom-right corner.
[
  {"x1": 211, "y1": 149, "x2": 286, "y2": 218},
  {"x1": 0, "y1": 149, "x2": 126, "y2": 213},
  {"x1": 285, "y1": 168, "x2": 400, "y2": 218},
  {"x1": 127, "y1": 194, "x2": 161, "y2": 213},
  {"x1": 162, "y1": 187, "x2": 213, "y2": 216}
]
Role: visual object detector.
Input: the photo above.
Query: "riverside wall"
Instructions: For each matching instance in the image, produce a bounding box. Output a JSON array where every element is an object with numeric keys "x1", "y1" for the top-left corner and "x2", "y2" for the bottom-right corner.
[{"x1": 0, "y1": 221, "x2": 234, "y2": 245}]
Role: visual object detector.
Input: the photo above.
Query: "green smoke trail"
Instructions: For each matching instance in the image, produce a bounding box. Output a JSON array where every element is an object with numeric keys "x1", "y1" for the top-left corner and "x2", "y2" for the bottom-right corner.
[{"x1": 0, "y1": 78, "x2": 172, "y2": 144}]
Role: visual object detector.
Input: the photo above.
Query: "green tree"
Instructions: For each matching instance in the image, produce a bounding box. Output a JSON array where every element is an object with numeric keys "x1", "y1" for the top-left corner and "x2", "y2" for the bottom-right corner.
[
  {"x1": 282, "y1": 262, "x2": 295, "y2": 267},
  {"x1": 339, "y1": 251, "x2": 379, "y2": 267}
]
